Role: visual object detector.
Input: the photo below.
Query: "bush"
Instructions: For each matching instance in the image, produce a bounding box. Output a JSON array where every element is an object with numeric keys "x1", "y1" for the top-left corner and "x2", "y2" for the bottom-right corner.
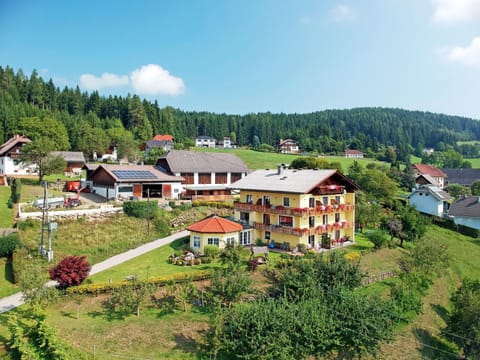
[
  {"x1": 11, "y1": 247, "x2": 31, "y2": 283},
  {"x1": 49, "y1": 255, "x2": 91, "y2": 288},
  {"x1": 0, "y1": 233, "x2": 22, "y2": 257},
  {"x1": 153, "y1": 216, "x2": 171, "y2": 237},
  {"x1": 9, "y1": 178, "x2": 22, "y2": 206},
  {"x1": 204, "y1": 245, "x2": 220, "y2": 259},
  {"x1": 192, "y1": 200, "x2": 233, "y2": 209},
  {"x1": 123, "y1": 201, "x2": 158, "y2": 219},
  {"x1": 367, "y1": 230, "x2": 388, "y2": 250}
]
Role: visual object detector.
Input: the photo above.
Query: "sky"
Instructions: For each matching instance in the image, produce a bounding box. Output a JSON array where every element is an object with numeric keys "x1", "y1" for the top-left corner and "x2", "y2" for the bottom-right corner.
[{"x1": 1, "y1": 0, "x2": 480, "y2": 119}]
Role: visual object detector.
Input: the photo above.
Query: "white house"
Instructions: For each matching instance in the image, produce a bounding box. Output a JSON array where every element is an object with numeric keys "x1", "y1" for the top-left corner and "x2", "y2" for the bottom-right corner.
[
  {"x1": 0, "y1": 135, "x2": 36, "y2": 175},
  {"x1": 344, "y1": 149, "x2": 365, "y2": 159},
  {"x1": 195, "y1": 136, "x2": 216, "y2": 148},
  {"x1": 408, "y1": 185, "x2": 452, "y2": 217},
  {"x1": 448, "y1": 195, "x2": 480, "y2": 231}
]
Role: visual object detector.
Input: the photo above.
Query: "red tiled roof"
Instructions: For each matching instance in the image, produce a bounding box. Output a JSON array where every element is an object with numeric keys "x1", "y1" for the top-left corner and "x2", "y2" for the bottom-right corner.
[
  {"x1": 153, "y1": 134, "x2": 173, "y2": 141},
  {"x1": 187, "y1": 216, "x2": 243, "y2": 233},
  {"x1": 345, "y1": 149, "x2": 364, "y2": 155},
  {"x1": 413, "y1": 164, "x2": 446, "y2": 178}
]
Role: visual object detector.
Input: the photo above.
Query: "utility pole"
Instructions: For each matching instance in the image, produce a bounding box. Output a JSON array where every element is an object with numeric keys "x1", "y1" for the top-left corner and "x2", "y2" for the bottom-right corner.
[
  {"x1": 39, "y1": 181, "x2": 56, "y2": 262},
  {"x1": 147, "y1": 188, "x2": 150, "y2": 236}
]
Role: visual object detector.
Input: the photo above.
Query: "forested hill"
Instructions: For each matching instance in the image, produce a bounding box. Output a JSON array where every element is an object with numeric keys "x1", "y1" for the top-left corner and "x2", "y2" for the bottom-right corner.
[{"x1": 1, "y1": 65, "x2": 479, "y2": 161}]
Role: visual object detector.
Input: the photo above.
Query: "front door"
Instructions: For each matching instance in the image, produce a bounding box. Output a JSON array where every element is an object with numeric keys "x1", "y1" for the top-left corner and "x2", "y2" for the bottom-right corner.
[
  {"x1": 163, "y1": 184, "x2": 172, "y2": 199},
  {"x1": 133, "y1": 184, "x2": 142, "y2": 197}
]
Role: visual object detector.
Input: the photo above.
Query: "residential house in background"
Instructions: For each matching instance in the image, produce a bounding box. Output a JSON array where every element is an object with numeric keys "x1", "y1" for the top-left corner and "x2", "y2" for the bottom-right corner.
[
  {"x1": 195, "y1": 135, "x2": 216, "y2": 148},
  {"x1": 93, "y1": 145, "x2": 117, "y2": 162},
  {"x1": 412, "y1": 164, "x2": 446, "y2": 188},
  {"x1": 156, "y1": 150, "x2": 248, "y2": 200},
  {"x1": 408, "y1": 184, "x2": 452, "y2": 217},
  {"x1": 218, "y1": 137, "x2": 236, "y2": 149},
  {"x1": 231, "y1": 166, "x2": 359, "y2": 249},
  {"x1": 187, "y1": 215, "x2": 250, "y2": 253},
  {"x1": 344, "y1": 149, "x2": 365, "y2": 159},
  {"x1": 51, "y1": 151, "x2": 85, "y2": 176},
  {"x1": 0, "y1": 135, "x2": 34, "y2": 175},
  {"x1": 277, "y1": 139, "x2": 300, "y2": 154},
  {"x1": 448, "y1": 195, "x2": 480, "y2": 231},
  {"x1": 442, "y1": 168, "x2": 480, "y2": 187},
  {"x1": 88, "y1": 164, "x2": 183, "y2": 200},
  {"x1": 143, "y1": 135, "x2": 175, "y2": 159}
]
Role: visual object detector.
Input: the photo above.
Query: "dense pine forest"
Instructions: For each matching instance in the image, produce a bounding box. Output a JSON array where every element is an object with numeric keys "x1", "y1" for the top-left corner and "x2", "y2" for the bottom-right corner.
[{"x1": 1, "y1": 65, "x2": 480, "y2": 162}]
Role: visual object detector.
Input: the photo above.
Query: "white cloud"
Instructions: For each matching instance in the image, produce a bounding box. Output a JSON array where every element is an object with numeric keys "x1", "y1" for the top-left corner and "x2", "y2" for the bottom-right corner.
[
  {"x1": 80, "y1": 72, "x2": 129, "y2": 90},
  {"x1": 329, "y1": 4, "x2": 356, "y2": 22},
  {"x1": 130, "y1": 64, "x2": 185, "y2": 96},
  {"x1": 441, "y1": 37, "x2": 480, "y2": 66},
  {"x1": 431, "y1": 0, "x2": 480, "y2": 24}
]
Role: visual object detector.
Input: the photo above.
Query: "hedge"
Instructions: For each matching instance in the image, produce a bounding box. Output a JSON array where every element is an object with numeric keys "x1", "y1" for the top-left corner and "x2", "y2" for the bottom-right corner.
[
  {"x1": 123, "y1": 200, "x2": 158, "y2": 219},
  {"x1": 65, "y1": 269, "x2": 212, "y2": 296},
  {"x1": 192, "y1": 199, "x2": 234, "y2": 209},
  {"x1": 8, "y1": 178, "x2": 22, "y2": 208}
]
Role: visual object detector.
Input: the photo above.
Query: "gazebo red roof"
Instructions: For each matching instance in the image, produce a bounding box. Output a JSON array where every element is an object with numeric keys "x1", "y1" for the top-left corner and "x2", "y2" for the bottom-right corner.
[{"x1": 187, "y1": 216, "x2": 242, "y2": 233}]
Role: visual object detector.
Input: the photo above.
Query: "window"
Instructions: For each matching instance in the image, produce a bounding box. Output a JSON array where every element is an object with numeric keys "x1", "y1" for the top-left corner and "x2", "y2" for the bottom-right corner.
[
  {"x1": 309, "y1": 216, "x2": 315, "y2": 228},
  {"x1": 308, "y1": 235, "x2": 315, "y2": 246},
  {"x1": 322, "y1": 214, "x2": 328, "y2": 225},
  {"x1": 323, "y1": 196, "x2": 329, "y2": 205},
  {"x1": 279, "y1": 215, "x2": 293, "y2": 227},
  {"x1": 118, "y1": 186, "x2": 133, "y2": 193},
  {"x1": 240, "y1": 231, "x2": 252, "y2": 245},
  {"x1": 246, "y1": 194, "x2": 253, "y2": 204},
  {"x1": 263, "y1": 195, "x2": 271, "y2": 206},
  {"x1": 335, "y1": 195, "x2": 341, "y2": 204},
  {"x1": 335, "y1": 213, "x2": 340, "y2": 222},
  {"x1": 240, "y1": 212, "x2": 250, "y2": 223},
  {"x1": 334, "y1": 230, "x2": 340, "y2": 240},
  {"x1": 283, "y1": 197, "x2": 290, "y2": 207},
  {"x1": 309, "y1": 198, "x2": 315, "y2": 208},
  {"x1": 193, "y1": 236, "x2": 201, "y2": 248},
  {"x1": 265, "y1": 231, "x2": 271, "y2": 240},
  {"x1": 207, "y1": 237, "x2": 220, "y2": 246},
  {"x1": 263, "y1": 214, "x2": 270, "y2": 225},
  {"x1": 225, "y1": 236, "x2": 236, "y2": 245}
]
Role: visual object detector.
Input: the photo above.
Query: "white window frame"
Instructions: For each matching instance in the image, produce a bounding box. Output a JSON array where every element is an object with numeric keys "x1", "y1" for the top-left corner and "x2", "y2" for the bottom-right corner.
[
  {"x1": 193, "y1": 236, "x2": 201, "y2": 248},
  {"x1": 207, "y1": 237, "x2": 220, "y2": 246}
]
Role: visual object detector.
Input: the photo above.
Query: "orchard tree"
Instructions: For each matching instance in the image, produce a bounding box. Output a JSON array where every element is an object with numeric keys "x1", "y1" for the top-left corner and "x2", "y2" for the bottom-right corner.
[
  {"x1": 446, "y1": 279, "x2": 480, "y2": 358},
  {"x1": 20, "y1": 137, "x2": 66, "y2": 183},
  {"x1": 447, "y1": 183, "x2": 471, "y2": 198}
]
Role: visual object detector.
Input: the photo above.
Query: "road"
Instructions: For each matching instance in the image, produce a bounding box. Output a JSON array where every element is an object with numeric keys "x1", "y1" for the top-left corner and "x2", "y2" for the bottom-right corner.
[{"x1": 0, "y1": 230, "x2": 189, "y2": 314}]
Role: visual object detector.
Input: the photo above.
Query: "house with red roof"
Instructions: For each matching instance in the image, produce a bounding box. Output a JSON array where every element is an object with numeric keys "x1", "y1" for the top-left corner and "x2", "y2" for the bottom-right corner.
[
  {"x1": 412, "y1": 164, "x2": 447, "y2": 188},
  {"x1": 187, "y1": 215, "x2": 251, "y2": 253},
  {"x1": 344, "y1": 149, "x2": 364, "y2": 159}
]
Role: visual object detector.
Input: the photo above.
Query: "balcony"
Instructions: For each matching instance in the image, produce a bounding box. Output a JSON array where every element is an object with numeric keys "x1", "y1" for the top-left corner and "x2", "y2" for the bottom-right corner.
[
  {"x1": 234, "y1": 202, "x2": 354, "y2": 217},
  {"x1": 253, "y1": 220, "x2": 352, "y2": 237}
]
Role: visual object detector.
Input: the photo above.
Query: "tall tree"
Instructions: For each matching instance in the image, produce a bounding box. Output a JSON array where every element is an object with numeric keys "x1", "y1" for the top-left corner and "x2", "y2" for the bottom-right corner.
[{"x1": 20, "y1": 137, "x2": 66, "y2": 183}]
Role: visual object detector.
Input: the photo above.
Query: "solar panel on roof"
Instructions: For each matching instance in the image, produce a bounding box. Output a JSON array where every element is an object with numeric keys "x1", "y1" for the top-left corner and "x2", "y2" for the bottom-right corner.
[{"x1": 112, "y1": 170, "x2": 157, "y2": 179}]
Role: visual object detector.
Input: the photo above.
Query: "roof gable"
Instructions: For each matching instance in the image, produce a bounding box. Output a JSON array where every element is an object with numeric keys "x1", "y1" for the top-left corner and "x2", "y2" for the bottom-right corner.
[
  {"x1": 413, "y1": 164, "x2": 446, "y2": 178},
  {"x1": 187, "y1": 216, "x2": 243, "y2": 233},
  {"x1": 449, "y1": 196, "x2": 480, "y2": 218},
  {"x1": 0, "y1": 135, "x2": 31, "y2": 156},
  {"x1": 157, "y1": 150, "x2": 248, "y2": 173},
  {"x1": 230, "y1": 168, "x2": 359, "y2": 194}
]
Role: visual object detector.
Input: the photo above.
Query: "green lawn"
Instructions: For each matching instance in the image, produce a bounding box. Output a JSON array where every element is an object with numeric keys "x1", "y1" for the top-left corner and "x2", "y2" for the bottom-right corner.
[
  {"x1": 0, "y1": 187, "x2": 12, "y2": 228},
  {"x1": 466, "y1": 157, "x2": 480, "y2": 168},
  {"x1": 0, "y1": 257, "x2": 17, "y2": 298},
  {"x1": 195, "y1": 147, "x2": 382, "y2": 170}
]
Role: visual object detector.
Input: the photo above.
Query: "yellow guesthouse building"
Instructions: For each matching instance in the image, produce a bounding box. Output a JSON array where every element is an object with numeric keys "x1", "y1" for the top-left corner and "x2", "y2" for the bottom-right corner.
[{"x1": 231, "y1": 166, "x2": 359, "y2": 250}]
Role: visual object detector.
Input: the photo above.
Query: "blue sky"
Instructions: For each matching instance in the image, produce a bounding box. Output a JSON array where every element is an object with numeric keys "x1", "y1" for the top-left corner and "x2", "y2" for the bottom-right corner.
[{"x1": 1, "y1": 0, "x2": 480, "y2": 119}]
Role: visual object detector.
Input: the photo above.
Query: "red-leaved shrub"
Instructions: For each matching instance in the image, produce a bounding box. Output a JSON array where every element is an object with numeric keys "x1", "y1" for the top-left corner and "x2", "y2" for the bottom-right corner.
[{"x1": 49, "y1": 255, "x2": 91, "y2": 288}]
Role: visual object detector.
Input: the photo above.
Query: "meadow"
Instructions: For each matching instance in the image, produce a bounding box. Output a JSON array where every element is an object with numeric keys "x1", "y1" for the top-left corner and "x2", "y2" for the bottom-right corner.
[{"x1": 1, "y1": 224, "x2": 476, "y2": 359}]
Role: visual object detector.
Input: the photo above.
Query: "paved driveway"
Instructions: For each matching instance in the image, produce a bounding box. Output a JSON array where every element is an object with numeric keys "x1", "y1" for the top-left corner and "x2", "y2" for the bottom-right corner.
[{"x1": 0, "y1": 230, "x2": 189, "y2": 314}]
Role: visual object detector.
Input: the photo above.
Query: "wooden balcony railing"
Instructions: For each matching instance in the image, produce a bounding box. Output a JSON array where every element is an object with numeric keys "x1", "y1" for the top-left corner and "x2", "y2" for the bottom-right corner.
[
  {"x1": 253, "y1": 221, "x2": 352, "y2": 237},
  {"x1": 234, "y1": 202, "x2": 354, "y2": 216}
]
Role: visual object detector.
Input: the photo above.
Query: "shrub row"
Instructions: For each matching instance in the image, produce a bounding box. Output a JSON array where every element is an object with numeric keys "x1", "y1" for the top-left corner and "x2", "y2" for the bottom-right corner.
[
  {"x1": 123, "y1": 200, "x2": 158, "y2": 219},
  {"x1": 192, "y1": 199, "x2": 234, "y2": 209},
  {"x1": 66, "y1": 269, "x2": 212, "y2": 295}
]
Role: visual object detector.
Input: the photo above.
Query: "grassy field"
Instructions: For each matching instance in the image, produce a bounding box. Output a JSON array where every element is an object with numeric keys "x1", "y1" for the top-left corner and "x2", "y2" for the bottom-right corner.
[
  {"x1": 195, "y1": 147, "x2": 381, "y2": 170},
  {"x1": 466, "y1": 158, "x2": 480, "y2": 168},
  {"x1": 12, "y1": 225, "x2": 473, "y2": 359},
  {"x1": 0, "y1": 187, "x2": 12, "y2": 228}
]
